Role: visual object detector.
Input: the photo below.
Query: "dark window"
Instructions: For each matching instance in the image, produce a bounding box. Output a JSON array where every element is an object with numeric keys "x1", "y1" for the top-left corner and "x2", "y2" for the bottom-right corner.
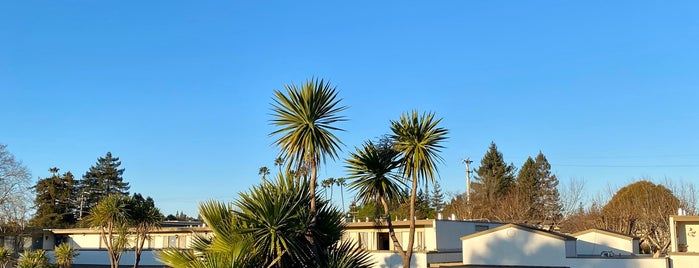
[{"x1": 377, "y1": 232, "x2": 390, "y2": 250}]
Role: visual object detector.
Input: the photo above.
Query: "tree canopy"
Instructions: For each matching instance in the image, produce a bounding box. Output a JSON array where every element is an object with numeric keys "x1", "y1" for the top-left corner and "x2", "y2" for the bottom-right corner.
[{"x1": 78, "y1": 152, "x2": 130, "y2": 219}]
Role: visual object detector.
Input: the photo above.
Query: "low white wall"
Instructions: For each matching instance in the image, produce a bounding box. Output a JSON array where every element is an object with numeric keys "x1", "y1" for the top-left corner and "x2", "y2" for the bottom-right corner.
[
  {"x1": 365, "y1": 251, "x2": 426, "y2": 268},
  {"x1": 426, "y1": 251, "x2": 461, "y2": 264},
  {"x1": 48, "y1": 249, "x2": 163, "y2": 266},
  {"x1": 566, "y1": 256, "x2": 668, "y2": 268},
  {"x1": 669, "y1": 254, "x2": 699, "y2": 268}
]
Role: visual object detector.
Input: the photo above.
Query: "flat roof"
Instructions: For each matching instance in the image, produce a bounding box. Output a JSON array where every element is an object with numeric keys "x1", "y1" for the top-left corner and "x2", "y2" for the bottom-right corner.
[{"x1": 460, "y1": 223, "x2": 576, "y2": 241}]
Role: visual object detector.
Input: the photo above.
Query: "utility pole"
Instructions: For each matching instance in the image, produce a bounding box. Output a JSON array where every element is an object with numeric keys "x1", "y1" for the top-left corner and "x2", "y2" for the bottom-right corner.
[{"x1": 462, "y1": 157, "x2": 473, "y2": 203}]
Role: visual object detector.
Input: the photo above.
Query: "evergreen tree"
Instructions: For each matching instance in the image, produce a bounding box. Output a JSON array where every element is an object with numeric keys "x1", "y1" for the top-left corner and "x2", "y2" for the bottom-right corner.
[
  {"x1": 31, "y1": 168, "x2": 78, "y2": 228},
  {"x1": 472, "y1": 142, "x2": 515, "y2": 208},
  {"x1": 535, "y1": 152, "x2": 562, "y2": 221},
  {"x1": 430, "y1": 180, "x2": 445, "y2": 213},
  {"x1": 515, "y1": 157, "x2": 540, "y2": 219},
  {"x1": 78, "y1": 152, "x2": 130, "y2": 219}
]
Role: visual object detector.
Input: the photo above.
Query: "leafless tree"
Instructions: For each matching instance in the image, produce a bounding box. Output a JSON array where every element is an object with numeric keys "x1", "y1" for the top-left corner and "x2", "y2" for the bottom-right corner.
[{"x1": 0, "y1": 144, "x2": 32, "y2": 234}]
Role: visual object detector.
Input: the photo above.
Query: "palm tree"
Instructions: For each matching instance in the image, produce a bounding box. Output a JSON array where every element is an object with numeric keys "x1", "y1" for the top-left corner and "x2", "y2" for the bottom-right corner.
[
  {"x1": 322, "y1": 178, "x2": 333, "y2": 200},
  {"x1": 270, "y1": 78, "x2": 347, "y2": 216},
  {"x1": 274, "y1": 157, "x2": 284, "y2": 175},
  {"x1": 346, "y1": 140, "x2": 406, "y2": 253},
  {"x1": 390, "y1": 110, "x2": 448, "y2": 267},
  {"x1": 335, "y1": 177, "x2": 347, "y2": 214},
  {"x1": 258, "y1": 166, "x2": 270, "y2": 181},
  {"x1": 54, "y1": 242, "x2": 78, "y2": 268},
  {"x1": 157, "y1": 174, "x2": 373, "y2": 268},
  {"x1": 129, "y1": 194, "x2": 162, "y2": 268},
  {"x1": 86, "y1": 194, "x2": 130, "y2": 268}
]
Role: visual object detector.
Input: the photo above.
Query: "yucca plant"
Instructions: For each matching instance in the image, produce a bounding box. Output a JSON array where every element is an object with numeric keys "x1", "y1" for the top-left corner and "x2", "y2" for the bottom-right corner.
[
  {"x1": 157, "y1": 173, "x2": 373, "y2": 268},
  {"x1": 54, "y1": 242, "x2": 78, "y2": 268},
  {"x1": 17, "y1": 249, "x2": 49, "y2": 268},
  {"x1": 0, "y1": 247, "x2": 13, "y2": 268}
]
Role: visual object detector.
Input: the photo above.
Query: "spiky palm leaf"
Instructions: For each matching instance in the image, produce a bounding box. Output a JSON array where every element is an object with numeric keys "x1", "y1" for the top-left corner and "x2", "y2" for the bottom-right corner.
[
  {"x1": 54, "y1": 242, "x2": 78, "y2": 268},
  {"x1": 346, "y1": 140, "x2": 406, "y2": 206},
  {"x1": 270, "y1": 78, "x2": 347, "y2": 215},
  {"x1": 390, "y1": 111, "x2": 448, "y2": 182},
  {"x1": 321, "y1": 240, "x2": 373, "y2": 268}
]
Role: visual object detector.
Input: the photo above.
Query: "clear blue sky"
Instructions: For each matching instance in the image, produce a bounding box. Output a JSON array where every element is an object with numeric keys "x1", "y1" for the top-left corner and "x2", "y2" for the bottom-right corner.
[{"x1": 2, "y1": 1, "x2": 698, "y2": 216}]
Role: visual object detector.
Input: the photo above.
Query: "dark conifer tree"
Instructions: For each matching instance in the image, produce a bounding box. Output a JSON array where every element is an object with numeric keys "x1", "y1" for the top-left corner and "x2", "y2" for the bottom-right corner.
[
  {"x1": 535, "y1": 151, "x2": 562, "y2": 221},
  {"x1": 78, "y1": 152, "x2": 130, "y2": 218},
  {"x1": 472, "y1": 142, "x2": 515, "y2": 207},
  {"x1": 430, "y1": 180, "x2": 445, "y2": 213},
  {"x1": 31, "y1": 168, "x2": 78, "y2": 228},
  {"x1": 515, "y1": 157, "x2": 540, "y2": 219}
]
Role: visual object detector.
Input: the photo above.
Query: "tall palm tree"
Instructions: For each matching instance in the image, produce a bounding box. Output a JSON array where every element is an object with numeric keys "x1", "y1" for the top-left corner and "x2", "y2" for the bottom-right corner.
[
  {"x1": 390, "y1": 110, "x2": 448, "y2": 267},
  {"x1": 129, "y1": 194, "x2": 162, "y2": 268},
  {"x1": 322, "y1": 178, "x2": 333, "y2": 201},
  {"x1": 346, "y1": 140, "x2": 406, "y2": 252},
  {"x1": 270, "y1": 78, "x2": 347, "y2": 216},
  {"x1": 86, "y1": 194, "x2": 131, "y2": 268},
  {"x1": 335, "y1": 177, "x2": 347, "y2": 214},
  {"x1": 274, "y1": 157, "x2": 284, "y2": 175},
  {"x1": 258, "y1": 166, "x2": 270, "y2": 181}
]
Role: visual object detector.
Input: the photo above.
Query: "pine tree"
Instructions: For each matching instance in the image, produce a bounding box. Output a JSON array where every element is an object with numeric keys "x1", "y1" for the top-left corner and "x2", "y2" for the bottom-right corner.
[
  {"x1": 31, "y1": 168, "x2": 78, "y2": 228},
  {"x1": 472, "y1": 142, "x2": 515, "y2": 207},
  {"x1": 535, "y1": 151, "x2": 562, "y2": 222},
  {"x1": 430, "y1": 180, "x2": 445, "y2": 213},
  {"x1": 515, "y1": 157, "x2": 540, "y2": 219},
  {"x1": 78, "y1": 152, "x2": 130, "y2": 219}
]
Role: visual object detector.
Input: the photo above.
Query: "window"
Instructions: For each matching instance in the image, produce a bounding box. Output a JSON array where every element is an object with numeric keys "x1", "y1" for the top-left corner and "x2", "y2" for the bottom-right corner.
[
  {"x1": 415, "y1": 231, "x2": 424, "y2": 250},
  {"x1": 475, "y1": 225, "x2": 489, "y2": 232},
  {"x1": 167, "y1": 236, "x2": 178, "y2": 248},
  {"x1": 358, "y1": 232, "x2": 368, "y2": 249},
  {"x1": 377, "y1": 232, "x2": 390, "y2": 250}
]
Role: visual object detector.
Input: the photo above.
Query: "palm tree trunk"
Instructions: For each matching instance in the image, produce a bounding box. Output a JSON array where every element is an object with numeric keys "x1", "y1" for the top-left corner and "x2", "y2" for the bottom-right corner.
[
  {"x1": 310, "y1": 164, "x2": 317, "y2": 214},
  {"x1": 133, "y1": 230, "x2": 146, "y2": 268},
  {"x1": 340, "y1": 184, "x2": 345, "y2": 214},
  {"x1": 403, "y1": 177, "x2": 418, "y2": 267},
  {"x1": 381, "y1": 196, "x2": 404, "y2": 253}
]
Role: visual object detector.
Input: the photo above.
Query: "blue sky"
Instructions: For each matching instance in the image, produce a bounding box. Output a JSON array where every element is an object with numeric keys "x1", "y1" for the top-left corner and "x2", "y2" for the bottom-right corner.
[{"x1": 2, "y1": 1, "x2": 698, "y2": 216}]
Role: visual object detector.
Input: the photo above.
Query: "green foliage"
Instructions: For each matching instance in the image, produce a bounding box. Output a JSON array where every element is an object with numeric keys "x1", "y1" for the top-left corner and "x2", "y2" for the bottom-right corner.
[
  {"x1": 157, "y1": 174, "x2": 373, "y2": 268},
  {"x1": 602, "y1": 180, "x2": 679, "y2": 253},
  {"x1": 430, "y1": 180, "x2": 445, "y2": 213},
  {"x1": 0, "y1": 247, "x2": 13, "y2": 268},
  {"x1": 270, "y1": 78, "x2": 347, "y2": 173},
  {"x1": 472, "y1": 142, "x2": 515, "y2": 210},
  {"x1": 17, "y1": 249, "x2": 49, "y2": 268},
  {"x1": 516, "y1": 157, "x2": 539, "y2": 218},
  {"x1": 54, "y1": 242, "x2": 78, "y2": 268},
  {"x1": 78, "y1": 152, "x2": 130, "y2": 219},
  {"x1": 346, "y1": 140, "x2": 405, "y2": 209},
  {"x1": 535, "y1": 152, "x2": 562, "y2": 221},
  {"x1": 129, "y1": 193, "x2": 162, "y2": 268},
  {"x1": 31, "y1": 168, "x2": 78, "y2": 228},
  {"x1": 270, "y1": 78, "x2": 347, "y2": 222}
]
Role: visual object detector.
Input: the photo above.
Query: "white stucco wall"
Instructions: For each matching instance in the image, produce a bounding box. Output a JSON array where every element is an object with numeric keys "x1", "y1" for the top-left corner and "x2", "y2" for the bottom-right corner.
[
  {"x1": 68, "y1": 233, "x2": 102, "y2": 249},
  {"x1": 462, "y1": 227, "x2": 568, "y2": 267},
  {"x1": 48, "y1": 249, "x2": 164, "y2": 266},
  {"x1": 575, "y1": 232, "x2": 635, "y2": 255},
  {"x1": 366, "y1": 252, "x2": 426, "y2": 268},
  {"x1": 669, "y1": 254, "x2": 699, "y2": 268},
  {"x1": 565, "y1": 257, "x2": 668, "y2": 268}
]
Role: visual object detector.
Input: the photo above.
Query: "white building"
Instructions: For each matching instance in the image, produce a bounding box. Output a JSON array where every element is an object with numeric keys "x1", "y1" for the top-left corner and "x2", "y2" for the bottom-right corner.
[{"x1": 342, "y1": 219, "x2": 504, "y2": 267}]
